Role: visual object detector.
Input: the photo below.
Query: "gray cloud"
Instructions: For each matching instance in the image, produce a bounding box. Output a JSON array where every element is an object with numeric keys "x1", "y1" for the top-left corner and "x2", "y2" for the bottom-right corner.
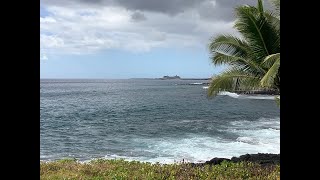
[
  {"x1": 218, "y1": 0, "x2": 257, "y2": 7},
  {"x1": 131, "y1": 11, "x2": 147, "y2": 22},
  {"x1": 42, "y1": 0, "x2": 202, "y2": 14},
  {"x1": 217, "y1": 0, "x2": 273, "y2": 10},
  {"x1": 42, "y1": 0, "x2": 274, "y2": 21},
  {"x1": 40, "y1": 0, "x2": 276, "y2": 55},
  {"x1": 197, "y1": 0, "x2": 273, "y2": 21},
  {"x1": 116, "y1": 0, "x2": 201, "y2": 15}
]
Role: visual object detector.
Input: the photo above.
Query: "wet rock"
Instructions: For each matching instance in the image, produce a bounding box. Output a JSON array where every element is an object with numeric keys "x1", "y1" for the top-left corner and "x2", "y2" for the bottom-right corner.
[
  {"x1": 231, "y1": 153, "x2": 280, "y2": 165},
  {"x1": 188, "y1": 153, "x2": 280, "y2": 167}
]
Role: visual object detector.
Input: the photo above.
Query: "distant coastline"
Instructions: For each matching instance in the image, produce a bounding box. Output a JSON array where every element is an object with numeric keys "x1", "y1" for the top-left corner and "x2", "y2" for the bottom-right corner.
[
  {"x1": 41, "y1": 77, "x2": 212, "y2": 80},
  {"x1": 130, "y1": 75, "x2": 211, "y2": 80},
  {"x1": 158, "y1": 75, "x2": 212, "y2": 80}
]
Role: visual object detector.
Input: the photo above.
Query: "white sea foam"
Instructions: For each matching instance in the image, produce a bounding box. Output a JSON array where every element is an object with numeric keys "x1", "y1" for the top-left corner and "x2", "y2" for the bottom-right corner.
[
  {"x1": 240, "y1": 95, "x2": 275, "y2": 100},
  {"x1": 142, "y1": 137, "x2": 277, "y2": 163},
  {"x1": 41, "y1": 117, "x2": 280, "y2": 164},
  {"x1": 40, "y1": 155, "x2": 55, "y2": 161},
  {"x1": 107, "y1": 117, "x2": 279, "y2": 164},
  {"x1": 152, "y1": 117, "x2": 279, "y2": 163},
  {"x1": 228, "y1": 117, "x2": 280, "y2": 149},
  {"x1": 177, "y1": 119, "x2": 205, "y2": 123},
  {"x1": 236, "y1": 137, "x2": 260, "y2": 145},
  {"x1": 46, "y1": 130, "x2": 279, "y2": 164},
  {"x1": 72, "y1": 117, "x2": 280, "y2": 164},
  {"x1": 231, "y1": 117, "x2": 280, "y2": 130},
  {"x1": 217, "y1": 91, "x2": 276, "y2": 100},
  {"x1": 190, "y1": 82, "x2": 204, "y2": 85},
  {"x1": 218, "y1": 91, "x2": 240, "y2": 98},
  {"x1": 202, "y1": 86, "x2": 209, "y2": 89}
]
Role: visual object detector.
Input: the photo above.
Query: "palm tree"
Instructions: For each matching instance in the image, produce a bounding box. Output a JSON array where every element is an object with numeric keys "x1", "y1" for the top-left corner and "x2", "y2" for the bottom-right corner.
[{"x1": 207, "y1": 0, "x2": 280, "y2": 97}]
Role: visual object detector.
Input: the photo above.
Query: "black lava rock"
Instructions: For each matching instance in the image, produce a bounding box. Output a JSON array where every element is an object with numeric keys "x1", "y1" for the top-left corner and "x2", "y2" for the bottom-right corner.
[
  {"x1": 189, "y1": 153, "x2": 280, "y2": 167},
  {"x1": 231, "y1": 153, "x2": 280, "y2": 166},
  {"x1": 205, "y1": 158, "x2": 231, "y2": 165}
]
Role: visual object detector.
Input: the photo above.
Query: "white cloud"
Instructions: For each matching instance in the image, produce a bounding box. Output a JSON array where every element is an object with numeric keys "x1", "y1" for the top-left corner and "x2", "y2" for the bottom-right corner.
[
  {"x1": 41, "y1": 54, "x2": 48, "y2": 60},
  {"x1": 40, "y1": 52, "x2": 48, "y2": 62},
  {"x1": 40, "y1": 3, "x2": 238, "y2": 55},
  {"x1": 40, "y1": 17, "x2": 57, "y2": 23},
  {"x1": 40, "y1": 35, "x2": 64, "y2": 48}
]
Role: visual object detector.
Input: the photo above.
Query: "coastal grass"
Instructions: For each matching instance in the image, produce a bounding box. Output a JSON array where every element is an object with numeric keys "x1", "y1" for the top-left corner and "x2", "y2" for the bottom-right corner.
[{"x1": 40, "y1": 158, "x2": 280, "y2": 179}]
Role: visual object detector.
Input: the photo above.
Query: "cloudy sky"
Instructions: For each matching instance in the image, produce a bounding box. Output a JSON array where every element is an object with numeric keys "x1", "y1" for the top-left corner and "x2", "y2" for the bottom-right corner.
[{"x1": 40, "y1": 0, "x2": 272, "y2": 78}]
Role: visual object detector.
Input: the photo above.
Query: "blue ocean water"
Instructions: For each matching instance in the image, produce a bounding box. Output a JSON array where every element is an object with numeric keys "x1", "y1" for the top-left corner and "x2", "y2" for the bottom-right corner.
[{"x1": 40, "y1": 79, "x2": 280, "y2": 163}]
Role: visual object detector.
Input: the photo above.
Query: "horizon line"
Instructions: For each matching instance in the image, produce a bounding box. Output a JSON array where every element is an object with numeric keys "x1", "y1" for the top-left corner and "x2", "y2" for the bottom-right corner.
[{"x1": 40, "y1": 77, "x2": 213, "y2": 80}]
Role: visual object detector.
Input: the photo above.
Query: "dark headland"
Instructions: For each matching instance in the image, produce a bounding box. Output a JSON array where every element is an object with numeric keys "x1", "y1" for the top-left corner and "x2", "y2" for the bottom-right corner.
[
  {"x1": 158, "y1": 75, "x2": 211, "y2": 80},
  {"x1": 190, "y1": 153, "x2": 280, "y2": 167}
]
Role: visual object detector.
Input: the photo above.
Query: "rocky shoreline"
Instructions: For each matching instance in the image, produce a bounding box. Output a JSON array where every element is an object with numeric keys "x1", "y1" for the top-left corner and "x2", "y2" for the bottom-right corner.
[{"x1": 190, "y1": 153, "x2": 280, "y2": 167}]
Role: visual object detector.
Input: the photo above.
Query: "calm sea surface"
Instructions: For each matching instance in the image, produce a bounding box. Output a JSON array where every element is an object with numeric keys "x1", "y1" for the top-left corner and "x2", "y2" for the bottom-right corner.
[{"x1": 40, "y1": 79, "x2": 280, "y2": 163}]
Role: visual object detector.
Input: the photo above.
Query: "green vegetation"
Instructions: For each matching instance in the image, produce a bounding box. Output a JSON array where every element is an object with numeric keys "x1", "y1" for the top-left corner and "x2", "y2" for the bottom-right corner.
[
  {"x1": 40, "y1": 159, "x2": 280, "y2": 179},
  {"x1": 207, "y1": 0, "x2": 280, "y2": 98}
]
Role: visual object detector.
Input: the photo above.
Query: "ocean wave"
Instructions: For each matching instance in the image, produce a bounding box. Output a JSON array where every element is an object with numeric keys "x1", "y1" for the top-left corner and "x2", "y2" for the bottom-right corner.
[
  {"x1": 228, "y1": 117, "x2": 280, "y2": 150},
  {"x1": 218, "y1": 91, "x2": 240, "y2": 98},
  {"x1": 41, "y1": 117, "x2": 280, "y2": 164},
  {"x1": 240, "y1": 95, "x2": 275, "y2": 100},
  {"x1": 128, "y1": 132, "x2": 279, "y2": 163},
  {"x1": 189, "y1": 82, "x2": 204, "y2": 85},
  {"x1": 41, "y1": 133, "x2": 279, "y2": 164},
  {"x1": 236, "y1": 137, "x2": 260, "y2": 145},
  {"x1": 41, "y1": 80, "x2": 279, "y2": 164},
  {"x1": 217, "y1": 91, "x2": 276, "y2": 100},
  {"x1": 230, "y1": 117, "x2": 280, "y2": 130}
]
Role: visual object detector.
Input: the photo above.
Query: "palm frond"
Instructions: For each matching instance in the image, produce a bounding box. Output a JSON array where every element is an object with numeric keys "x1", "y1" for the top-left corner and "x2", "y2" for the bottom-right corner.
[
  {"x1": 269, "y1": 0, "x2": 280, "y2": 18},
  {"x1": 212, "y1": 52, "x2": 266, "y2": 75},
  {"x1": 234, "y1": 5, "x2": 279, "y2": 62},
  {"x1": 257, "y1": 0, "x2": 264, "y2": 14},
  {"x1": 262, "y1": 53, "x2": 280, "y2": 67},
  {"x1": 264, "y1": 11, "x2": 280, "y2": 53},
  {"x1": 261, "y1": 54, "x2": 280, "y2": 87},
  {"x1": 208, "y1": 35, "x2": 251, "y2": 65},
  {"x1": 207, "y1": 68, "x2": 261, "y2": 97},
  {"x1": 265, "y1": 11, "x2": 280, "y2": 35},
  {"x1": 208, "y1": 35, "x2": 266, "y2": 75},
  {"x1": 207, "y1": 0, "x2": 280, "y2": 98}
]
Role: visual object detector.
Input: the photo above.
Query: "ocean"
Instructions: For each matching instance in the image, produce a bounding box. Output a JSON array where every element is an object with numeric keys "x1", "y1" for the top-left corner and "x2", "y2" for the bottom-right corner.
[{"x1": 40, "y1": 79, "x2": 280, "y2": 163}]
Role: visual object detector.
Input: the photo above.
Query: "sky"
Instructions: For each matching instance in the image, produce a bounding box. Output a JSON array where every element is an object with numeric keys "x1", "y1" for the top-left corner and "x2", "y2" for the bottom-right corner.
[{"x1": 40, "y1": 0, "x2": 272, "y2": 79}]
